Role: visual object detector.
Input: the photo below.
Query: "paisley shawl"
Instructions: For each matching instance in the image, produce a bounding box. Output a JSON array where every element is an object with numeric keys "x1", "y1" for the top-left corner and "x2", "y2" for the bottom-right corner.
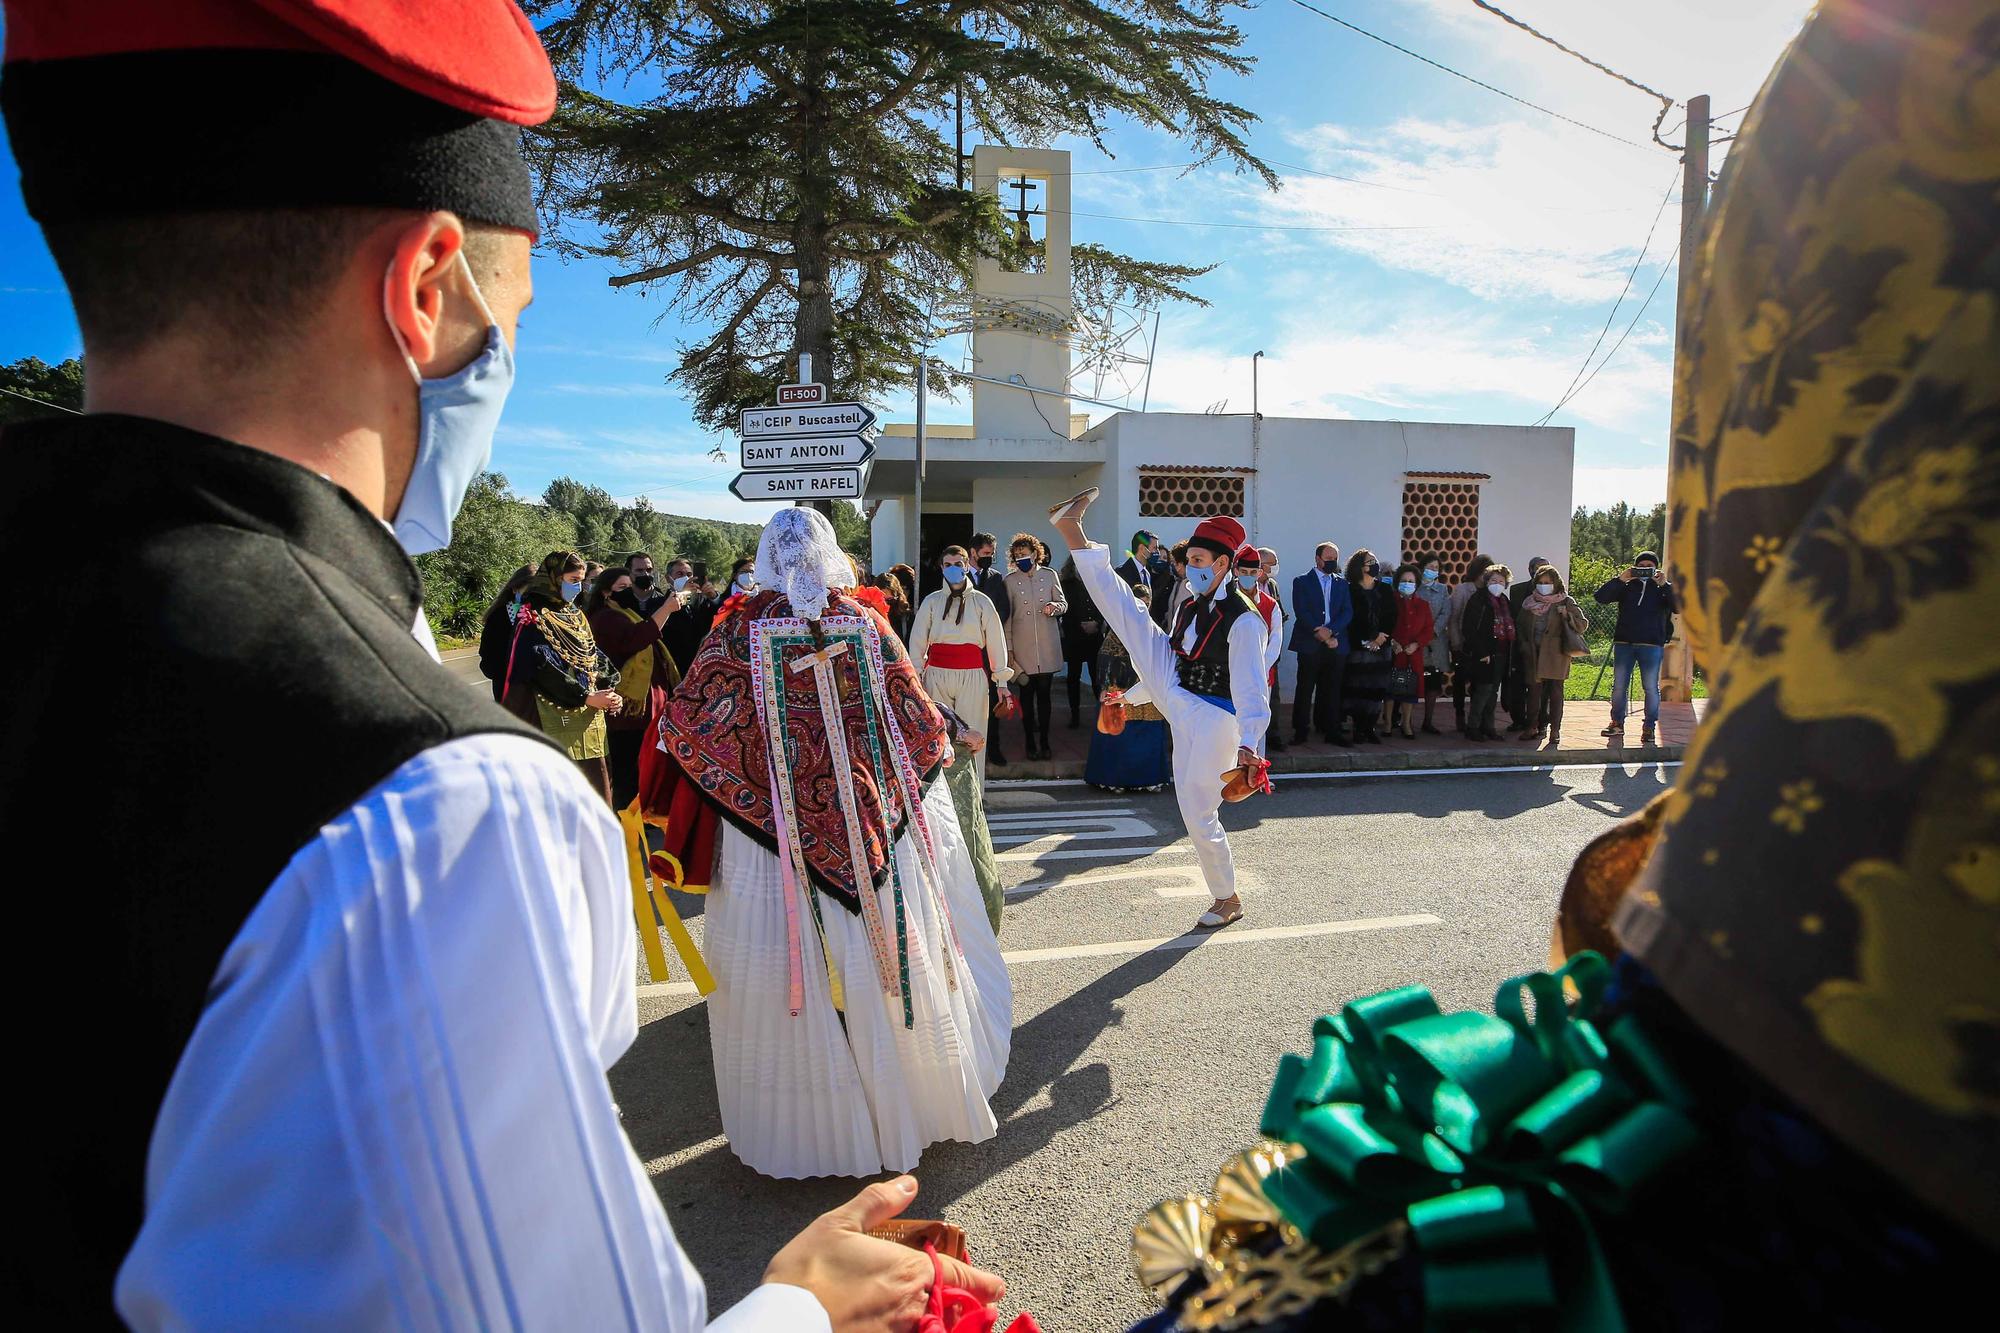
[{"x1": 659, "y1": 588, "x2": 950, "y2": 914}]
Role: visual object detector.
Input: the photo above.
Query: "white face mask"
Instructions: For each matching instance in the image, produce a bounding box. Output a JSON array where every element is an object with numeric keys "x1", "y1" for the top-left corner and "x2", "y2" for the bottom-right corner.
[
  {"x1": 1488, "y1": 582, "x2": 1507, "y2": 595},
  {"x1": 1537, "y1": 583, "x2": 1555, "y2": 594},
  {"x1": 735, "y1": 572, "x2": 757, "y2": 592},
  {"x1": 671, "y1": 574, "x2": 691, "y2": 592}
]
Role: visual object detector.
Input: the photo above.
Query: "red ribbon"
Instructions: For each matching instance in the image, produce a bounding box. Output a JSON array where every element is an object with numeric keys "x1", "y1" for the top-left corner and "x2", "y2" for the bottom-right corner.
[
  {"x1": 1245, "y1": 752, "x2": 1273, "y2": 796},
  {"x1": 918, "y1": 1243, "x2": 1040, "y2": 1333}
]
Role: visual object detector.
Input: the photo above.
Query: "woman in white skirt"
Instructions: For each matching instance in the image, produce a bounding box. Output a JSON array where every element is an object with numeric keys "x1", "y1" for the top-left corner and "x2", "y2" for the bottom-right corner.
[
  {"x1": 908, "y1": 543, "x2": 1013, "y2": 782},
  {"x1": 656, "y1": 508, "x2": 1012, "y2": 1179}
]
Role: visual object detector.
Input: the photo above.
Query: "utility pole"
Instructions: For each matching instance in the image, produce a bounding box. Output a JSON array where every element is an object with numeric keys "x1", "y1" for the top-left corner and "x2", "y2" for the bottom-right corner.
[
  {"x1": 1250, "y1": 350, "x2": 1264, "y2": 545},
  {"x1": 955, "y1": 83, "x2": 966, "y2": 190},
  {"x1": 795, "y1": 352, "x2": 835, "y2": 517},
  {"x1": 913, "y1": 358, "x2": 928, "y2": 571},
  {"x1": 1662, "y1": 94, "x2": 1708, "y2": 705}
]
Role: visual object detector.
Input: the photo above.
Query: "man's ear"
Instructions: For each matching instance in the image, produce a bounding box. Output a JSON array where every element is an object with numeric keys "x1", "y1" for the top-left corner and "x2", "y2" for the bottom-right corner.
[{"x1": 381, "y1": 212, "x2": 467, "y2": 368}]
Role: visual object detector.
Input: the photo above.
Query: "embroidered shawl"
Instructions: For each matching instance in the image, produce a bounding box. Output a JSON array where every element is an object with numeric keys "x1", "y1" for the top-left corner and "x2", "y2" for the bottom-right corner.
[{"x1": 659, "y1": 588, "x2": 950, "y2": 914}]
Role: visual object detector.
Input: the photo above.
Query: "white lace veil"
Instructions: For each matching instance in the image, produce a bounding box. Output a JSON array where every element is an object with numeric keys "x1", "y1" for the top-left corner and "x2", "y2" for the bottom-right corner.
[{"x1": 754, "y1": 506, "x2": 853, "y2": 621}]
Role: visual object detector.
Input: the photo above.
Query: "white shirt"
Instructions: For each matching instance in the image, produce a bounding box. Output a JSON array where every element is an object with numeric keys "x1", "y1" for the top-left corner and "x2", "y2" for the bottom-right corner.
[
  {"x1": 116, "y1": 734, "x2": 826, "y2": 1333},
  {"x1": 1316, "y1": 569, "x2": 1335, "y2": 620},
  {"x1": 1174, "y1": 589, "x2": 1272, "y2": 750}
]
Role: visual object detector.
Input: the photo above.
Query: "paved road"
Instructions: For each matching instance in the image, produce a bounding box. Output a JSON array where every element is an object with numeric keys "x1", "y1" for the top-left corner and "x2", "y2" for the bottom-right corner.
[{"x1": 615, "y1": 763, "x2": 1678, "y2": 1331}]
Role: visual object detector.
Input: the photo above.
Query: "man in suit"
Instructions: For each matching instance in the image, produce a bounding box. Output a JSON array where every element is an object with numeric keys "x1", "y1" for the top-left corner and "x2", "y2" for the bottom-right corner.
[
  {"x1": 1256, "y1": 546, "x2": 1286, "y2": 753},
  {"x1": 1153, "y1": 539, "x2": 1190, "y2": 627},
  {"x1": 1504, "y1": 555, "x2": 1549, "y2": 732},
  {"x1": 968, "y1": 531, "x2": 1012, "y2": 765},
  {"x1": 1290, "y1": 541, "x2": 1353, "y2": 746},
  {"x1": 1116, "y1": 529, "x2": 1160, "y2": 595}
]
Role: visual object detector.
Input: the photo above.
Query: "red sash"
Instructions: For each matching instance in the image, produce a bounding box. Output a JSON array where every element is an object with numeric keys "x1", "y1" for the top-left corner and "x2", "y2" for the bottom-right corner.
[{"x1": 926, "y1": 642, "x2": 985, "y2": 670}]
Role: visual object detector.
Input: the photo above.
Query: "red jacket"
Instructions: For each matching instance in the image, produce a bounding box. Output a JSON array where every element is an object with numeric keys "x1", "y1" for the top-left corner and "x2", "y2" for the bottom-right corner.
[
  {"x1": 1391, "y1": 592, "x2": 1435, "y2": 670},
  {"x1": 1253, "y1": 588, "x2": 1279, "y2": 685}
]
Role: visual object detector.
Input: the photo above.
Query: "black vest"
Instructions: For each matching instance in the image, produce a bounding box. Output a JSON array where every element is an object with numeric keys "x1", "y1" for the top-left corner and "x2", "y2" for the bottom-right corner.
[
  {"x1": 1172, "y1": 587, "x2": 1256, "y2": 698},
  {"x1": 0, "y1": 415, "x2": 545, "y2": 1323}
]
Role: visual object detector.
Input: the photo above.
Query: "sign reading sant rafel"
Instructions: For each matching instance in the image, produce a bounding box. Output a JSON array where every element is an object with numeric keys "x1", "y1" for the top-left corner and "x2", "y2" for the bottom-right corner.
[{"x1": 731, "y1": 383, "x2": 877, "y2": 501}]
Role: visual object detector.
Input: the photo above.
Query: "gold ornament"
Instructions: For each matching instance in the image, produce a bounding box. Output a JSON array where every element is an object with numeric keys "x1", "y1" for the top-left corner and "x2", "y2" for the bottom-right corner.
[
  {"x1": 1212, "y1": 1140, "x2": 1304, "y2": 1241},
  {"x1": 1133, "y1": 1193, "x2": 1219, "y2": 1297},
  {"x1": 1177, "y1": 1223, "x2": 1410, "y2": 1331}
]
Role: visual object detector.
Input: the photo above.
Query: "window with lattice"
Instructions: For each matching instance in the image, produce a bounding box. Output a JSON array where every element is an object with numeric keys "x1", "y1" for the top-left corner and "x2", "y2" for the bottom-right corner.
[
  {"x1": 1138, "y1": 471, "x2": 1246, "y2": 518},
  {"x1": 1401, "y1": 479, "x2": 1482, "y2": 583}
]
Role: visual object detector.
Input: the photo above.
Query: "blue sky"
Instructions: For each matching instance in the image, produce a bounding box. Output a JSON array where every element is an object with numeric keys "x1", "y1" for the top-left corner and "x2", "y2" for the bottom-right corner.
[{"x1": 0, "y1": 1, "x2": 1812, "y2": 524}]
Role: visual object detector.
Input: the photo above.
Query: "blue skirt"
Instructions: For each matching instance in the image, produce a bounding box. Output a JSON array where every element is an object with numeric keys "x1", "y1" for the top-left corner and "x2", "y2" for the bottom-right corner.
[{"x1": 1085, "y1": 717, "x2": 1170, "y2": 791}]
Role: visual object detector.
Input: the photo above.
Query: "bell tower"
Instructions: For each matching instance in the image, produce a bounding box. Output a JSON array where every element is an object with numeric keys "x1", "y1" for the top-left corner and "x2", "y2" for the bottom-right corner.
[{"x1": 970, "y1": 145, "x2": 1073, "y2": 441}]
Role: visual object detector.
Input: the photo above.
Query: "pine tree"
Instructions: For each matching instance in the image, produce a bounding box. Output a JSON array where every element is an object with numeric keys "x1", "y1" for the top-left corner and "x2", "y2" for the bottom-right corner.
[{"x1": 525, "y1": 0, "x2": 1272, "y2": 427}]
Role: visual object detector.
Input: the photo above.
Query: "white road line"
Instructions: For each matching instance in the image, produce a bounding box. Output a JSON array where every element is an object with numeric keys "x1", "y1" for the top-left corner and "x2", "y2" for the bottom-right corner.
[
  {"x1": 995, "y1": 842, "x2": 1190, "y2": 863},
  {"x1": 987, "y1": 760, "x2": 1681, "y2": 789},
  {"x1": 999, "y1": 913, "x2": 1439, "y2": 964},
  {"x1": 991, "y1": 817, "x2": 1158, "y2": 847},
  {"x1": 1004, "y1": 864, "x2": 1212, "y2": 900},
  {"x1": 987, "y1": 807, "x2": 1136, "y2": 824},
  {"x1": 635, "y1": 911, "x2": 1441, "y2": 999}
]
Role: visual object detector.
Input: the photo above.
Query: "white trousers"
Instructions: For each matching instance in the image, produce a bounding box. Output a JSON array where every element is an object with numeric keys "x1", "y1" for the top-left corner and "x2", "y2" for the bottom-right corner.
[
  {"x1": 1075, "y1": 552, "x2": 1239, "y2": 899},
  {"x1": 922, "y1": 664, "x2": 992, "y2": 784}
]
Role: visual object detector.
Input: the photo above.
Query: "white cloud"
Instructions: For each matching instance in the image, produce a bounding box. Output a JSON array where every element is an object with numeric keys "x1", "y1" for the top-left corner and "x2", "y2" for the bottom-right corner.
[
  {"x1": 1572, "y1": 465, "x2": 1666, "y2": 512},
  {"x1": 1144, "y1": 302, "x2": 1670, "y2": 435}
]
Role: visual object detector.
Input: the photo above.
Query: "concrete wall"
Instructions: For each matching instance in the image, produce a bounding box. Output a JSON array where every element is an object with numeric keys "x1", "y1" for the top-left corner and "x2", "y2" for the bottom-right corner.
[
  {"x1": 973, "y1": 467, "x2": 1103, "y2": 563},
  {"x1": 1093, "y1": 413, "x2": 1574, "y2": 687}
]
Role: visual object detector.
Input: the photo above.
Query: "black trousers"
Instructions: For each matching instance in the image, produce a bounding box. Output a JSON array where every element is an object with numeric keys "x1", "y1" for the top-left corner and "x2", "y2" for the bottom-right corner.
[
  {"x1": 1063, "y1": 649, "x2": 1100, "y2": 719},
  {"x1": 607, "y1": 726, "x2": 643, "y2": 810},
  {"x1": 1018, "y1": 672, "x2": 1055, "y2": 748},
  {"x1": 1293, "y1": 647, "x2": 1346, "y2": 738}
]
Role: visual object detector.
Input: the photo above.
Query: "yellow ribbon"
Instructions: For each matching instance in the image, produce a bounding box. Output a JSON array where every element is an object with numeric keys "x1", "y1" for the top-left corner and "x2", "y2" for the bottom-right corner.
[{"x1": 619, "y1": 803, "x2": 715, "y2": 994}]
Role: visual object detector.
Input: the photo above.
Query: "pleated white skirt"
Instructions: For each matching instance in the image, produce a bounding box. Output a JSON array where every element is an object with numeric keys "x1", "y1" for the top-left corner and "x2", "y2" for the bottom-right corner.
[{"x1": 706, "y1": 779, "x2": 1013, "y2": 1178}]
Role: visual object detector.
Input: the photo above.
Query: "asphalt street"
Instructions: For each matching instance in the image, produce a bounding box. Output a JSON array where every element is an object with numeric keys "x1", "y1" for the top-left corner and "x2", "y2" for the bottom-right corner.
[{"x1": 615, "y1": 762, "x2": 1679, "y2": 1331}]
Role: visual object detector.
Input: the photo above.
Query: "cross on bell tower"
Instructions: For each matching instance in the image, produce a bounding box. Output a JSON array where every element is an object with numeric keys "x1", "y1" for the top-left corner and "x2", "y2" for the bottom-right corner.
[{"x1": 971, "y1": 146, "x2": 1072, "y2": 441}]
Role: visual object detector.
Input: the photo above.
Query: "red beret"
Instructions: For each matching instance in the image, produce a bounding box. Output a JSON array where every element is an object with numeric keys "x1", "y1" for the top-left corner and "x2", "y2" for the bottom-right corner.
[
  {"x1": 2, "y1": 0, "x2": 554, "y2": 229},
  {"x1": 1234, "y1": 545, "x2": 1261, "y2": 568},
  {"x1": 1188, "y1": 515, "x2": 1247, "y2": 560}
]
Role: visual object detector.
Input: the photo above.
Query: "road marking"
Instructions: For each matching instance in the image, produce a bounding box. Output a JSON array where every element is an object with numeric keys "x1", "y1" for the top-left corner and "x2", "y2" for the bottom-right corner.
[
  {"x1": 987, "y1": 760, "x2": 1681, "y2": 789},
  {"x1": 995, "y1": 842, "x2": 1190, "y2": 863},
  {"x1": 635, "y1": 911, "x2": 1441, "y2": 999},
  {"x1": 987, "y1": 806, "x2": 1135, "y2": 824},
  {"x1": 991, "y1": 816, "x2": 1157, "y2": 848},
  {"x1": 1004, "y1": 863, "x2": 1222, "y2": 901}
]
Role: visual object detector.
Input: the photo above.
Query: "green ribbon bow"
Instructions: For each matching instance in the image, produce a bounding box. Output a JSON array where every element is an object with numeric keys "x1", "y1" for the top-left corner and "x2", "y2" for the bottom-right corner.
[{"x1": 1255, "y1": 952, "x2": 1700, "y2": 1331}]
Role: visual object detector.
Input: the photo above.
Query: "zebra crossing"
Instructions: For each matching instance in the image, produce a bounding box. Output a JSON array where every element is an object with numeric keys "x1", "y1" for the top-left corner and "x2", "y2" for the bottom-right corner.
[{"x1": 987, "y1": 801, "x2": 1245, "y2": 902}]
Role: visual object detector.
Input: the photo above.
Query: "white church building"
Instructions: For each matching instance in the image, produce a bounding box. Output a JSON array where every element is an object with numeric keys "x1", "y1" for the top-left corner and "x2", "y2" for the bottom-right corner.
[{"x1": 865, "y1": 146, "x2": 1574, "y2": 684}]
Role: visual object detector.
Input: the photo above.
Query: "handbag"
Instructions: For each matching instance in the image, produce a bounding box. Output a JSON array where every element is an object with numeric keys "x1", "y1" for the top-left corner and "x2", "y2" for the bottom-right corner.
[
  {"x1": 1562, "y1": 605, "x2": 1590, "y2": 657},
  {"x1": 1386, "y1": 664, "x2": 1421, "y2": 700}
]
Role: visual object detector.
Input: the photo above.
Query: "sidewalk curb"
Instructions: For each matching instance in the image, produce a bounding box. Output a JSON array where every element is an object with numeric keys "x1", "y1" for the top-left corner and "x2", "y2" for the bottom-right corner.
[{"x1": 985, "y1": 740, "x2": 1687, "y2": 783}]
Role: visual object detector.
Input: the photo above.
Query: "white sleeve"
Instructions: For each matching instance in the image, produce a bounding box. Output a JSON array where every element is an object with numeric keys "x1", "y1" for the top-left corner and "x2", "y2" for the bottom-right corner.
[
  {"x1": 709, "y1": 1285, "x2": 833, "y2": 1333},
  {"x1": 908, "y1": 594, "x2": 936, "y2": 668},
  {"x1": 116, "y1": 735, "x2": 725, "y2": 1333},
  {"x1": 1262, "y1": 608, "x2": 1283, "y2": 674},
  {"x1": 1228, "y1": 611, "x2": 1272, "y2": 749},
  {"x1": 980, "y1": 593, "x2": 1014, "y2": 684}
]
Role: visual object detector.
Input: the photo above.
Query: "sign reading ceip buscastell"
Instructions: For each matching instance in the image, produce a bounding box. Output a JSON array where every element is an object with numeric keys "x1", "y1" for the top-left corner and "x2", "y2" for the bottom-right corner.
[{"x1": 739, "y1": 401, "x2": 880, "y2": 440}]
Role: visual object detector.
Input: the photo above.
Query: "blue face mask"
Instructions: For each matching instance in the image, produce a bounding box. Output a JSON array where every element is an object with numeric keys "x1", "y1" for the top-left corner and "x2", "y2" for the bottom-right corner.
[
  {"x1": 735, "y1": 572, "x2": 757, "y2": 592},
  {"x1": 1421, "y1": 568, "x2": 1439, "y2": 583},
  {"x1": 386, "y1": 252, "x2": 515, "y2": 556},
  {"x1": 1014, "y1": 556, "x2": 1034, "y2": 572},
  {"x1": 942, "y1": 564, "x2": 967, "y2": 585},
  {"x1": 561, "y1": 579, "x2": 582, "y2": 602},
  {"x1": 1186, "y1": 564, "x2": 1217, "y2": 596},
  {"x1": 1236, "y1": 573, "x2": 1258, "y2": 590}
]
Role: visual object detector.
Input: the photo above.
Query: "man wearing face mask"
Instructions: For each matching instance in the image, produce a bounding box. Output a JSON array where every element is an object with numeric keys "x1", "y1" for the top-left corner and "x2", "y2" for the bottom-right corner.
[
  {"x1": 659, "y1": 556, "x2": 719, "y2": 674},
  {"x1": 1052, "y1": 494, "x2": 1270, "y2": 930},
  {"x1": 1289, "y1": 541, "x2": 1352, "y2": 746},
  {"x1": 966, "y1": 532, "x2": 1012, "y2": 766},
  {"x1": 1233, "y1": 547, "x2": 1285, "y2": 756},
  {"x1": 0, "y1": 2, "x2": 997, "y2": 1328}
]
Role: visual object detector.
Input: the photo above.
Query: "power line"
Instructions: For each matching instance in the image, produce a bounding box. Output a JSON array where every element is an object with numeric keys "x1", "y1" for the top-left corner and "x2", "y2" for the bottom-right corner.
[
  {"x1": 1532, "y1": 169, "x2": 1679, "y2": 427},
  {"x1": 1284, "y1": 0, "x2": 1664, "y2": 154},
  {"x1": 1536, "y1": 237, "x2": 1681, "y2": 427},
  {"x1": 1466, "y1": 1, "x2": 1678, "y2": 148},
  {"x1": 0, "y1": 385, "x2": 82, "y2": 414},
  {"x1": 1061, "y1": 208, "x2": 1444, "y2": 234}
]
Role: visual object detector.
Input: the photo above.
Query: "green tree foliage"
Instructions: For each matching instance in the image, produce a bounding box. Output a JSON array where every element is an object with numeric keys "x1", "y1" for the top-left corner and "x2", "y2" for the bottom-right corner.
[
  {"x1": 0, "y1": 356, "x2": 84, "y2": 426},
  {"x1": 1570, "y1": 501, "x2": 1666, "y2": 567},
  {"x1": 525, "y1": 0, "x2": 1272, "y2": 427},
  {"x1": 416, "y1": 473, "x2": 578, "y2": 637},
  {"x1": 826, "y1": 498, "x2": 870, "y2": 564},
  {"x1": 673, "y1": 521, "x2": 738, "y2": 575}
]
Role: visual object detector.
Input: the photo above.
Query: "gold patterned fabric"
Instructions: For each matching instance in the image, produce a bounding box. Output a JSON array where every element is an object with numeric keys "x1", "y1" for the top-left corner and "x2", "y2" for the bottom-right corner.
[{"x1": 1611, "y1": 0, "x2": 2000, "y2": 1246}]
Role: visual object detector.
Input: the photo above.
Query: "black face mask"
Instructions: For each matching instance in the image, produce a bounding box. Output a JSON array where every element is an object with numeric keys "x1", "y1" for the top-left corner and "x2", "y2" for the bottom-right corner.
[
  {"x1": 1319, "y1": 559, "x2": 1338, "y2": 574},
  {"x1": 613, "y1": 587, "x2": 642, "y2": 612},
  {"x1": 976, "y1": 555, "x2": 994, "y2": 571},
  {"x1": 631, "y1": 572, "x2": 655, "y2": 590}
]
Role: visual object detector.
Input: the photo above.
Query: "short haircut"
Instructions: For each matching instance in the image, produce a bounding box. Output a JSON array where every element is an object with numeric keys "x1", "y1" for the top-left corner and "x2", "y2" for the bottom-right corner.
[
  {"x1": 1008, "y1": 531, "x2": 1038, "y2": 555},
  {"x1": 666, "y1": 556, "x2": 692, "y2": 572},
  {"x1": 1395, "y1": 562, "x2": 1421, "y2": 583},
  {"x1": 970, "y1": 532, "x2": 997, "y2": 551},
  {"x1": 1131, "y1": 530, "x2": 1158, "y2": 550},
  {"x1": 1256, "y1": 546, "x2": 1278, "y2": 566},
  {"x1": 42, "y1": 208, "x2": 507, "y2": 365},
  {"x1": 1169, "y1": 540, "x2": 1189, "y2": 566},
  {"x1": 1416, "y1": 551, "x2": 1440, "y2": 567},
  {"x1": 732, "y1": 556, "x2": 756, "y2": 574},
  {"x1": 1314, "y1": 541, "x2": 1339, "y2": 562},
  {"x1": 939, "y1": 544, "x2": 968, "y2": 562},
  {"x1": 1635, "y1": 550, "x2": 1660, "y2": 565},
  {"x1": 624, "y1": 551, "x2": 653, "y2": 568},
  {"x1": 1486, "y1": 563, "x2": 1514, "y2": 583},
  {"x1": 1466, "y1": 552, "x2": 1495, "y2": 582}
]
